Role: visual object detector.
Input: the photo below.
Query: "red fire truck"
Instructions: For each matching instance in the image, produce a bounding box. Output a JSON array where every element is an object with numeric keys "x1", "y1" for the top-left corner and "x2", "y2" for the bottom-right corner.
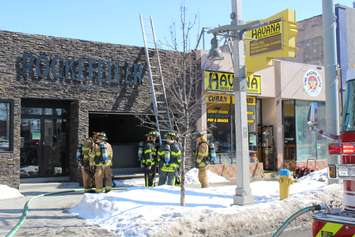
[{"x1": 312, "y1": 79, "x2": 355, "y2": 236}]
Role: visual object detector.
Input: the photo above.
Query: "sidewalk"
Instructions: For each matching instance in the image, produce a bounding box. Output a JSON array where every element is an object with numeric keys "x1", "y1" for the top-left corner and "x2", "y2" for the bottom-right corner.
[{"x1": 0, "y1": 182, "x2": 119, "y2": 237}]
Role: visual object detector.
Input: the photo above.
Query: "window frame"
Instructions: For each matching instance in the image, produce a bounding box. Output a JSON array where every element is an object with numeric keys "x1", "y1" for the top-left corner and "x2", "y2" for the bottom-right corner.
[{"x1": 0, "y1": 99, "x2": 14, "y2": 152}]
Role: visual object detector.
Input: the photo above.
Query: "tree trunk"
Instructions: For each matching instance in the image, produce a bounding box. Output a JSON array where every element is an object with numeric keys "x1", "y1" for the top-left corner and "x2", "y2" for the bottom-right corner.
[{"x1": 180, "y1": 113, "x2": 189, "y2": 206}]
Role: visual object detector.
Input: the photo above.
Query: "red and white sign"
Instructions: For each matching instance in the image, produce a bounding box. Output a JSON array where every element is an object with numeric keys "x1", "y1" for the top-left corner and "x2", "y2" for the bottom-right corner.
[{"x1": 304, "y1": 70, "x2": 322, "y2": 97}]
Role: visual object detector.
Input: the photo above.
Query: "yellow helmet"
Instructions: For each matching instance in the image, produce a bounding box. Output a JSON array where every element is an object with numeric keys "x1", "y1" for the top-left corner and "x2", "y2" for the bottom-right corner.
[{"x1": 165, "y1": 131, "x2": 177, "y2": 140}]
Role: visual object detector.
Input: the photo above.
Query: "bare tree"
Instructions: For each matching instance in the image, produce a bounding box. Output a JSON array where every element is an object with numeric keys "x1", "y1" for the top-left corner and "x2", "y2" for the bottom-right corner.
[{"x1": 166, "y1": 5, "x2": 202, "y2": 206}]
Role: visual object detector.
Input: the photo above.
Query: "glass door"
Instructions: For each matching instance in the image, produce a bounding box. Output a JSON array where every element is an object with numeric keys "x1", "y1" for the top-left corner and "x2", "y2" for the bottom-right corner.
[
  {"x1": 20, "y1": 118, "x2": 41, "y2": 177},
  {"x1": 20, "y1": 105, "x2": 69, "y2": 178}
]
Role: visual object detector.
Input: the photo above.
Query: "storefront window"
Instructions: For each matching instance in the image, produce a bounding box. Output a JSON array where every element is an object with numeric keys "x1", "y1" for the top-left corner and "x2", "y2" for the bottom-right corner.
[
  {"x1": 0, "y1": 101, "x2": 12, "y2": 151},
  {"x1": 206, "y1": 94, "x2": 260, "y2": 163},
  {"x1": 344, "y1": 80, "x2": 355, "y2": 131},
  {"x1": 22, "y1": 107, "x2": 42, "y2": 115},
  {"x1": 295, "y1": 100, "x2": 328, "y2": 162},
  {"x1": 207, "y1": 101, "x2": 234, "y2": 154}
]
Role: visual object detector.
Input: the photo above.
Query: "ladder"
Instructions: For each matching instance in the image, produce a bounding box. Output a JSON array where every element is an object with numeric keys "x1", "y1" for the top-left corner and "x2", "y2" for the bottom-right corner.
[{"x1": 139, "y1": 15, "x2": 173, "y2": 145}]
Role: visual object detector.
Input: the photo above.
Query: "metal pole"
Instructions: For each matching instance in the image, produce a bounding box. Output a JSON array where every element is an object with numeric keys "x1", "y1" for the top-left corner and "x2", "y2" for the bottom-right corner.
[
  {"x1": 322, "y1": 0, "x2": 340, "y2": 184},
  {"x1": 231, "y1": 0, "x2": 254, "y2": 205}
]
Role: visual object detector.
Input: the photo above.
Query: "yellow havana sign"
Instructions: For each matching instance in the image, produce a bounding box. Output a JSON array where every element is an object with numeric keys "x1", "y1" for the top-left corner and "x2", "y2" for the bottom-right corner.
[
  {"x1": 245, "y1": 9, "x2": 297, "y2": 73},
  {"x1": 204, "y1": 70, "x2": 261, "y2": 94}
]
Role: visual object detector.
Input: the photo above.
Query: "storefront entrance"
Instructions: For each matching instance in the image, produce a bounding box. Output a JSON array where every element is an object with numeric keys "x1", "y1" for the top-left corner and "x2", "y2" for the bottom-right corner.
[
  {"x1": 20, "y1": 99, "x2": 70, "y2": 178},
  {"x1": 89, "y1": 113, "x2": 150, "y2": 174}
]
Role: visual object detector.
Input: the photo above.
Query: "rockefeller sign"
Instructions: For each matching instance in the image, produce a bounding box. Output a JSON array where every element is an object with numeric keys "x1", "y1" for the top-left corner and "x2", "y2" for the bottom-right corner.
[{"x1": 16, "y1": 52, "x2": 145, "y2": 86}]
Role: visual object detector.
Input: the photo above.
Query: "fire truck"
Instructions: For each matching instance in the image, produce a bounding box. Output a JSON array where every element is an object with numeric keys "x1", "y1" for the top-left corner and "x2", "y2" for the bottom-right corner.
[{"x1": 312, "y1": 78, "x2": 355, "y2": 236}]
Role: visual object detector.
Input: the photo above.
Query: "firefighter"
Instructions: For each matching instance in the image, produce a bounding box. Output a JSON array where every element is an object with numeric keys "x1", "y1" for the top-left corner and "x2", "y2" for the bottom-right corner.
[
  {"x1": 195, "y1": 131, "x2": 209, "y2": 188},
  {"x1": 76, "y1": 137, "x2": 95, "y2": 192},
  {"x1": 158, "y1": 132, "x2": 181, "y2": 186},
  {"x1": 93, "y1": 132, "x2": 113, "y2": 193},
  {"x1": 141, "y1": 131, "x2": 159, "y2": 187}
]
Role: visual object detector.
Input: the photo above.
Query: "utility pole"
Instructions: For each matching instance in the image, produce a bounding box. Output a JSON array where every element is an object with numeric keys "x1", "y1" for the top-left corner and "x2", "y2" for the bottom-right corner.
[
  {"x1": 231, "y1": 0, "x2": 254, "y2": 205},
  {"x1": 322, "y1": 0, "x2": 340, "y2": 184}
]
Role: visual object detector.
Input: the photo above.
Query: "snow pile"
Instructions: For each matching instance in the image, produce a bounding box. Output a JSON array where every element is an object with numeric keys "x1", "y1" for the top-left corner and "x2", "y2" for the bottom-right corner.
[
  {"x1": 113, "y1": 168, "x2": 228, "y2": 187},
  {"x1": 185, "y1": 168, "x2": 228, "y2": 185},
  {"x1": 70, "y1": 170, "x2": 340, "y2": 237},
  {"x1": 298, "y1": 168, "x2": 328, "y2": 182},
  {"x1": 0, "y1": 185, "x2": 23, "y2": 200},
  {"x1": 114, "y1": 178, "x2": 145, "y2": 187}
]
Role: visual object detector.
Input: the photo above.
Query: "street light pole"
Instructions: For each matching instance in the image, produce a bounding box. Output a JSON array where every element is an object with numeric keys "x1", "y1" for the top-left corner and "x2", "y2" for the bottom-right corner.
[
  {"x1": 231, "y1": 0, "x2": 254, "y2": 205},
  {"x1": 322, "y1": 0, "x2": 340, "y2": 184}
]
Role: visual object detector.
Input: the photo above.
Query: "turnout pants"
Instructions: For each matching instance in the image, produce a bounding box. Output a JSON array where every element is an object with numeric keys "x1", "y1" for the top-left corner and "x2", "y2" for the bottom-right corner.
[
  {"x1": 198, "y1": 166, "x2": 208, "y2": 188},
  {"x1": 158, "y1": 171, "x2": 176, "y2": 186},
  {"x1": 81, "y1": 166, "x2": 95, "y2": 191},
  {"x1": 94, "y1": 166, "x2": 112, "y2": 193},
  {"x1": 144, "y1": 166, "x2": 156, "y2": 187}
]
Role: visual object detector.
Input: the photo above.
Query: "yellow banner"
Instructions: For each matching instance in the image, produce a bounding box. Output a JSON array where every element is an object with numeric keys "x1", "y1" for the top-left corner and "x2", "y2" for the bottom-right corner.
[{"x1": 204, "y1": 70, "x2": 262, "y2": 94}]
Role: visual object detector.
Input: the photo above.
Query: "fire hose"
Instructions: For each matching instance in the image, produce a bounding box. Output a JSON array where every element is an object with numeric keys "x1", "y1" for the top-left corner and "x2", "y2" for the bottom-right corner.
[
  {"x1": 5, "y1": 187, "x2": 127, "y2": 237},
  {"x1": 272, "y1": 203, "x2": 323, "y2": 237}
]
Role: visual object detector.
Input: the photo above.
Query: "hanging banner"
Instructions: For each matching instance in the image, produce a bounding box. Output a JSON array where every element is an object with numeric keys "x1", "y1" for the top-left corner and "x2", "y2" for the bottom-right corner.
[{"x1": 204, "y1": 70, "x2": 262, "y2": 94}]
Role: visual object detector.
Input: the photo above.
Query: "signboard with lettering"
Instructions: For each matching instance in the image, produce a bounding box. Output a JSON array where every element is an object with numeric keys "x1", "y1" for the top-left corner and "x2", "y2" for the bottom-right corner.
[
  {"x1": 244, "y1": 9, "x2": 297, "y2": 73},
  {"x1": 249, "y1": 19, "x2": 283, "y2": 56},
  {"x1": 205, "y1": 94, "x2": 231, "y2": 104},
  {"x1": 206, "y1": 94, "x2": 257, "y2": 124},
  {"x1": 204, "y1": 70, "x2": 261, "y2": 94},
  {"x1": 16, "y1": 52, "x2": 145, "y2": 86}
]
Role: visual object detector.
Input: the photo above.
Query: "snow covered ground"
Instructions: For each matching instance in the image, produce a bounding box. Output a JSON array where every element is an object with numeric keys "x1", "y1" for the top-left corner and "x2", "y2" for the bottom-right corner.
[
  {"x1": 113, "y1": 168, "x2": 228, "y2": 187},
  {"x1": 70, "y1": 169, "x2": 341, "y2": 237},
  {"x1": 0, "y1": 185, "x2": 23, "y2": 200}
]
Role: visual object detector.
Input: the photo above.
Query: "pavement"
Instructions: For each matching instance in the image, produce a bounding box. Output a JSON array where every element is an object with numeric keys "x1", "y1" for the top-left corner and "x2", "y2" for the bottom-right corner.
[{"x1": 0, "y1": 182, "x2": 120, "y2": 237}]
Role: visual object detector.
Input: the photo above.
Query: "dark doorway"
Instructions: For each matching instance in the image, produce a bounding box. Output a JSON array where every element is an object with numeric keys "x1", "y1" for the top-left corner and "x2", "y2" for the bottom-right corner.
[
  {"x1": 20, "y1": 99, "x2": 70, "y2": 177},
  {"x1": 89, "y1": 113, "x2": 150, "y2": 174}
]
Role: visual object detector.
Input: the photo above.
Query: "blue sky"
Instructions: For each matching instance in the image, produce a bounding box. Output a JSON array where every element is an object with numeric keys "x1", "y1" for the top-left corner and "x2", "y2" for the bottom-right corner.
[{"x1": 0, "y1": 0, "x2": 353, "y2": 48}]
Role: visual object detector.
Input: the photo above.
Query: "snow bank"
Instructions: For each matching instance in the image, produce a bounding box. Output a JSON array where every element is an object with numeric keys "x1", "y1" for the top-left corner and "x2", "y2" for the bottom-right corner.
[
  {"x1": 0, "y1": 185, "x2": 23, "y2": 200},
  {"x1": 114, "y1": 178, "x2": 145, "y2": 187},
  {"x1": 113, "y1": 168, "x2": 228, "y2": 187},
  {"x1": 185, "y1": 168, "x2": 228, "y2": 184},
  {"x1": 298, "y1": 168, "x2": 328, "y2": 182},
  {"x1": 70, "y1": 171, "x2": 340, "y2": 237}
]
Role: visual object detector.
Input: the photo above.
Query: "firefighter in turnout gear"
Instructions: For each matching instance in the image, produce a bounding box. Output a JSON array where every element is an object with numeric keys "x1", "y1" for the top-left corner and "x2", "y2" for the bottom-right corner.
[
  {"x1": 93, "y1": 132, "x2": 113, "y2": 193},
  {"x1": 158, "y1": 132, "x2": 182, "y2": 186},
  {"x1": 76, "y1": 137, "x2": 95, "y2": 192},
  {"x1": 195, "y1": 131, "x2": 209, "y2": 188},
  {"x1": 141, "y1": 131, "x2": 159, "y2": 187}
]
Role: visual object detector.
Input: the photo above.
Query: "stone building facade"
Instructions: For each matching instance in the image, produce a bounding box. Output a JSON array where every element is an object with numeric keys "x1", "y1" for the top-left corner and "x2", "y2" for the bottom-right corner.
[{"x1": 0, "y1": 30, "x2": 199, "y2": 188}]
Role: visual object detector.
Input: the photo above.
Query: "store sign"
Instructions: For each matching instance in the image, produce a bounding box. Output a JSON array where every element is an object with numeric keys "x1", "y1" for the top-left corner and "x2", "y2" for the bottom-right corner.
[
  {"x1": 16, "y1": 52, "x2": 145, "y2": 86},
  {"x1": 303, "y1": 69, "x2": 322, "y2": 97},
  {"x1": 249, "y1": 19, "x2": 283, "y2": 56},
  {"x1": 204, "y1": 70, "x2": 261, "y2": 94},
  {"x1": 244, "y1": 9, "x2": 297, "y2": 73},
  {"x1": 205, "y1": 94, "x2": 231, "y2": 104}
]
